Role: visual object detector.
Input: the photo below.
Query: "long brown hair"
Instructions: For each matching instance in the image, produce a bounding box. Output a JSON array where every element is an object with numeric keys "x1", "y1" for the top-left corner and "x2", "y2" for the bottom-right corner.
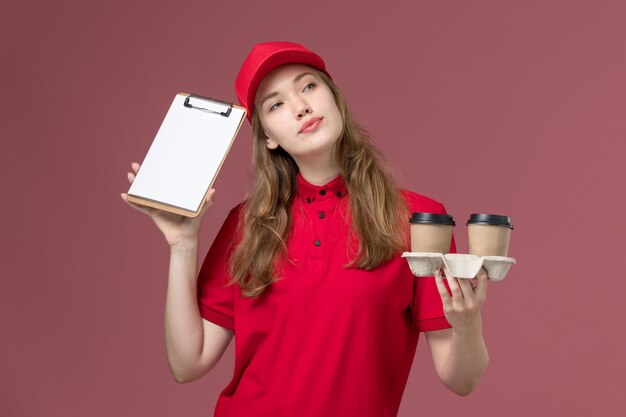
[{"x1": 229, "y1": 68, "x2": 410, "y2": 297}]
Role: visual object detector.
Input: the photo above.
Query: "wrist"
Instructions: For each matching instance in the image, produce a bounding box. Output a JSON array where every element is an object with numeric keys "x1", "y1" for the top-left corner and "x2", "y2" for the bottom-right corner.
[{"x1": 169, "y1": 238, "x2": 199, "y2": 253}]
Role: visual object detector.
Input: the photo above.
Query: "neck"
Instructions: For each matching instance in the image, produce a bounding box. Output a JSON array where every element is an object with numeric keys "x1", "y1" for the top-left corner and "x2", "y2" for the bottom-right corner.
[{"x1": 294, "y1": 152, "x2": 341, "y2": 185}]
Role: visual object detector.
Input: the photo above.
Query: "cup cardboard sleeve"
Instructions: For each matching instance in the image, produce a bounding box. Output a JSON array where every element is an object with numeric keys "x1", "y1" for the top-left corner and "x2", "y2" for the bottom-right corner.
[{"x1": 401, "y1": 252, "x2": 516, "y2": 280}]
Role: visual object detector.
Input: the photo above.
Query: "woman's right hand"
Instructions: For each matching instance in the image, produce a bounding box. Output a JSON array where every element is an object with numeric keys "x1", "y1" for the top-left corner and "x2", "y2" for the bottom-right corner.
[{"x1": 120, "y1": 162, "x2": 216, "y2": 248}]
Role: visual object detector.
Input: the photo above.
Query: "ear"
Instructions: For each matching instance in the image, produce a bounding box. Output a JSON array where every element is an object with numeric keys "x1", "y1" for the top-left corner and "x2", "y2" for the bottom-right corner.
[{"x1": 264, "y1": 136, "x2": 279, "y2": 150}]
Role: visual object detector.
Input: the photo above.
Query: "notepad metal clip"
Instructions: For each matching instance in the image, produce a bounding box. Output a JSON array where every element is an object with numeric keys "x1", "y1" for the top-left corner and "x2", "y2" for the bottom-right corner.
[{"x1": 184, "y1": 95, "x2": 232, "y2": 117}]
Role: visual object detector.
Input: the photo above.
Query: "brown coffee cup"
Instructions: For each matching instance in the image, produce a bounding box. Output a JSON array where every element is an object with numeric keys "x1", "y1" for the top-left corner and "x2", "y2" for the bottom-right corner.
[
  {"x1": 466, "y1": 214, "x2": 514, "y2": 256},
  {"x1": 409, "y1": 212, "x2": 455, "y2": 253}
]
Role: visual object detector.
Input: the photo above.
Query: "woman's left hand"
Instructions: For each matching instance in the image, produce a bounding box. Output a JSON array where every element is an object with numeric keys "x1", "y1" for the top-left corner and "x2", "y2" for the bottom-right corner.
[{"x1": 434, "y1": 267, "x2": 488, "y2": 333}]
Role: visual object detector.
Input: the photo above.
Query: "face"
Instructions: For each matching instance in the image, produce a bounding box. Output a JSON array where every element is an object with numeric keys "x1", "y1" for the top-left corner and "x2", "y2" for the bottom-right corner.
[{"x1": 254, "y1": 64, "x2": 343, "y2": 162}]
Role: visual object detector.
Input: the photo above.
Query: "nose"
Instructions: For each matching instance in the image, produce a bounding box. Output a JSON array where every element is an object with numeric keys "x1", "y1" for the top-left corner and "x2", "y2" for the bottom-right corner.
[{"x1": 293, "y1": 97, "x2": 312, "y2": 118}]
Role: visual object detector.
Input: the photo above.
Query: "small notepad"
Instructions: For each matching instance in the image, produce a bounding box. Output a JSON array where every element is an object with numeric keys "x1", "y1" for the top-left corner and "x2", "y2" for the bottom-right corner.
[{"x1": 127, "y1": 93, "x2": 246, "y2": 217}]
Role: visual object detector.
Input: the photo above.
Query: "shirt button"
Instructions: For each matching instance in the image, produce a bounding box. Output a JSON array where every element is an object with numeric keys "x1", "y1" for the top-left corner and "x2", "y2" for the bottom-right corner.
[
  {"x1": 318, "y1": 211, "x2": 325, "y2": 219},
  {"x1": 319, "y1": 190, "x2": 326, "y2": 196},
  {"x1": 306, "y1": 197, "x2": 311, "y2": 203},
  {"x1": 314, "y1": 240, "x2": 321, "y2": 246},
  {"x1": 337, "y1": 191, "x2": 342, "y2": 197}
]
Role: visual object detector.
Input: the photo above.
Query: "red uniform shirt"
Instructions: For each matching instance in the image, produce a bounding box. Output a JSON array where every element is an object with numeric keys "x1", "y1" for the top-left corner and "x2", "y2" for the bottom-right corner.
[{"x1": 197, "y1": 172, "x2": 455, "y2": 417}]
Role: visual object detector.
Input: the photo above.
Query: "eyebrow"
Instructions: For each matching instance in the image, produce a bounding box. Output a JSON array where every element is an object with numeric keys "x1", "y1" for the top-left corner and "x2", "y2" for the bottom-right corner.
[{"x1": 259, "y1": 72, "x2": 316, "y2": 107}]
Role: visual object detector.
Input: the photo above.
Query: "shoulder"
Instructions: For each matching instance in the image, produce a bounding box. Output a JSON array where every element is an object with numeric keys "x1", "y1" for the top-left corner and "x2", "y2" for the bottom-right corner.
[
  {"x1": 214, "y1": 201, "x2": 246, "y2": 238},
  {"x1": 227, "y1": 201, "x2": 246, "y2": 218},
  {"x1": 399, "y1": 189, "x2": 449, "y2": 214}
]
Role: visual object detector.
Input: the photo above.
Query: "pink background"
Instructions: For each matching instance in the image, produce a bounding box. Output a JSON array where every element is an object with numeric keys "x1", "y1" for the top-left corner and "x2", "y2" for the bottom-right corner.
[{"x1": 2, "y1": 0, "x2": 624, "y2": 415}]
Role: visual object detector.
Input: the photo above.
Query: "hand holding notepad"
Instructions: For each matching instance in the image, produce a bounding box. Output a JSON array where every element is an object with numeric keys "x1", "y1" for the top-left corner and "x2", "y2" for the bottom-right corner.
[
  {"x1": 125, "y1": 93, "x2": 246, "y2": 217},
  {"x1": 121, "y1": 162, "x2": 217, "y2": 247}
]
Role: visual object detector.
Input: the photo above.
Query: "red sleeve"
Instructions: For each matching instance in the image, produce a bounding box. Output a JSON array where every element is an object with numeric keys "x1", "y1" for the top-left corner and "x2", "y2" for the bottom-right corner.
[
  {"x1": 403, "y1": 192, "x2": 455, "y2": 332},
  {"x1": 196, "y1": 204, "x2": 243, "y2": 331}
]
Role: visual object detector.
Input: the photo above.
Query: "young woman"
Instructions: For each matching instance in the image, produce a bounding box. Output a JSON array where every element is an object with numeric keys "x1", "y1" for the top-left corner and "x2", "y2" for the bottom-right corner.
[{"x1": 121, "y1": 41, "x2": 489, "y2": 417}]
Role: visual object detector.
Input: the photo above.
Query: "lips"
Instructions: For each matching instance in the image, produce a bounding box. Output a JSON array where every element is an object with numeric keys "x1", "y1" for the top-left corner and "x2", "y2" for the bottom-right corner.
[{"x1": 298, "y1": 117, "x2": 323, "y2": 134}]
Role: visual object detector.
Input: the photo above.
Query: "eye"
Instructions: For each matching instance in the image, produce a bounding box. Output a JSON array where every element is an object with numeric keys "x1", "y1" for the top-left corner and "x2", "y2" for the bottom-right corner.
[
  {"x1": 303, "y1": 82, "x2": 316, "y2": 91},
  {"x1": 269, "y1": 102, "x2": 282, "y2": 112}
]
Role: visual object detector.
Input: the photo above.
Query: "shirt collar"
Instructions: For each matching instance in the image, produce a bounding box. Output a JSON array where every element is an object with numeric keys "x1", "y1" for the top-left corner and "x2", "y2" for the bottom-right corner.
[{"x1": 296, "y1": 171, "x2": 348, "y2": 204}]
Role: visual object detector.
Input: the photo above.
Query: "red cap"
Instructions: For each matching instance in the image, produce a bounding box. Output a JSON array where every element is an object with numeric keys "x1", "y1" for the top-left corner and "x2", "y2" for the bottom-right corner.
[{"x1": 235, "y1": 41, "x2": 332, "y2": 123}]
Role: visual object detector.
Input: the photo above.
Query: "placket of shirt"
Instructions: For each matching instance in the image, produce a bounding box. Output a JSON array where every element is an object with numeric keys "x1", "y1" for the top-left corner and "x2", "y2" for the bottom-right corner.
[{"x1": 303, "y1": 190, "x2": 338, "y2": 278}]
